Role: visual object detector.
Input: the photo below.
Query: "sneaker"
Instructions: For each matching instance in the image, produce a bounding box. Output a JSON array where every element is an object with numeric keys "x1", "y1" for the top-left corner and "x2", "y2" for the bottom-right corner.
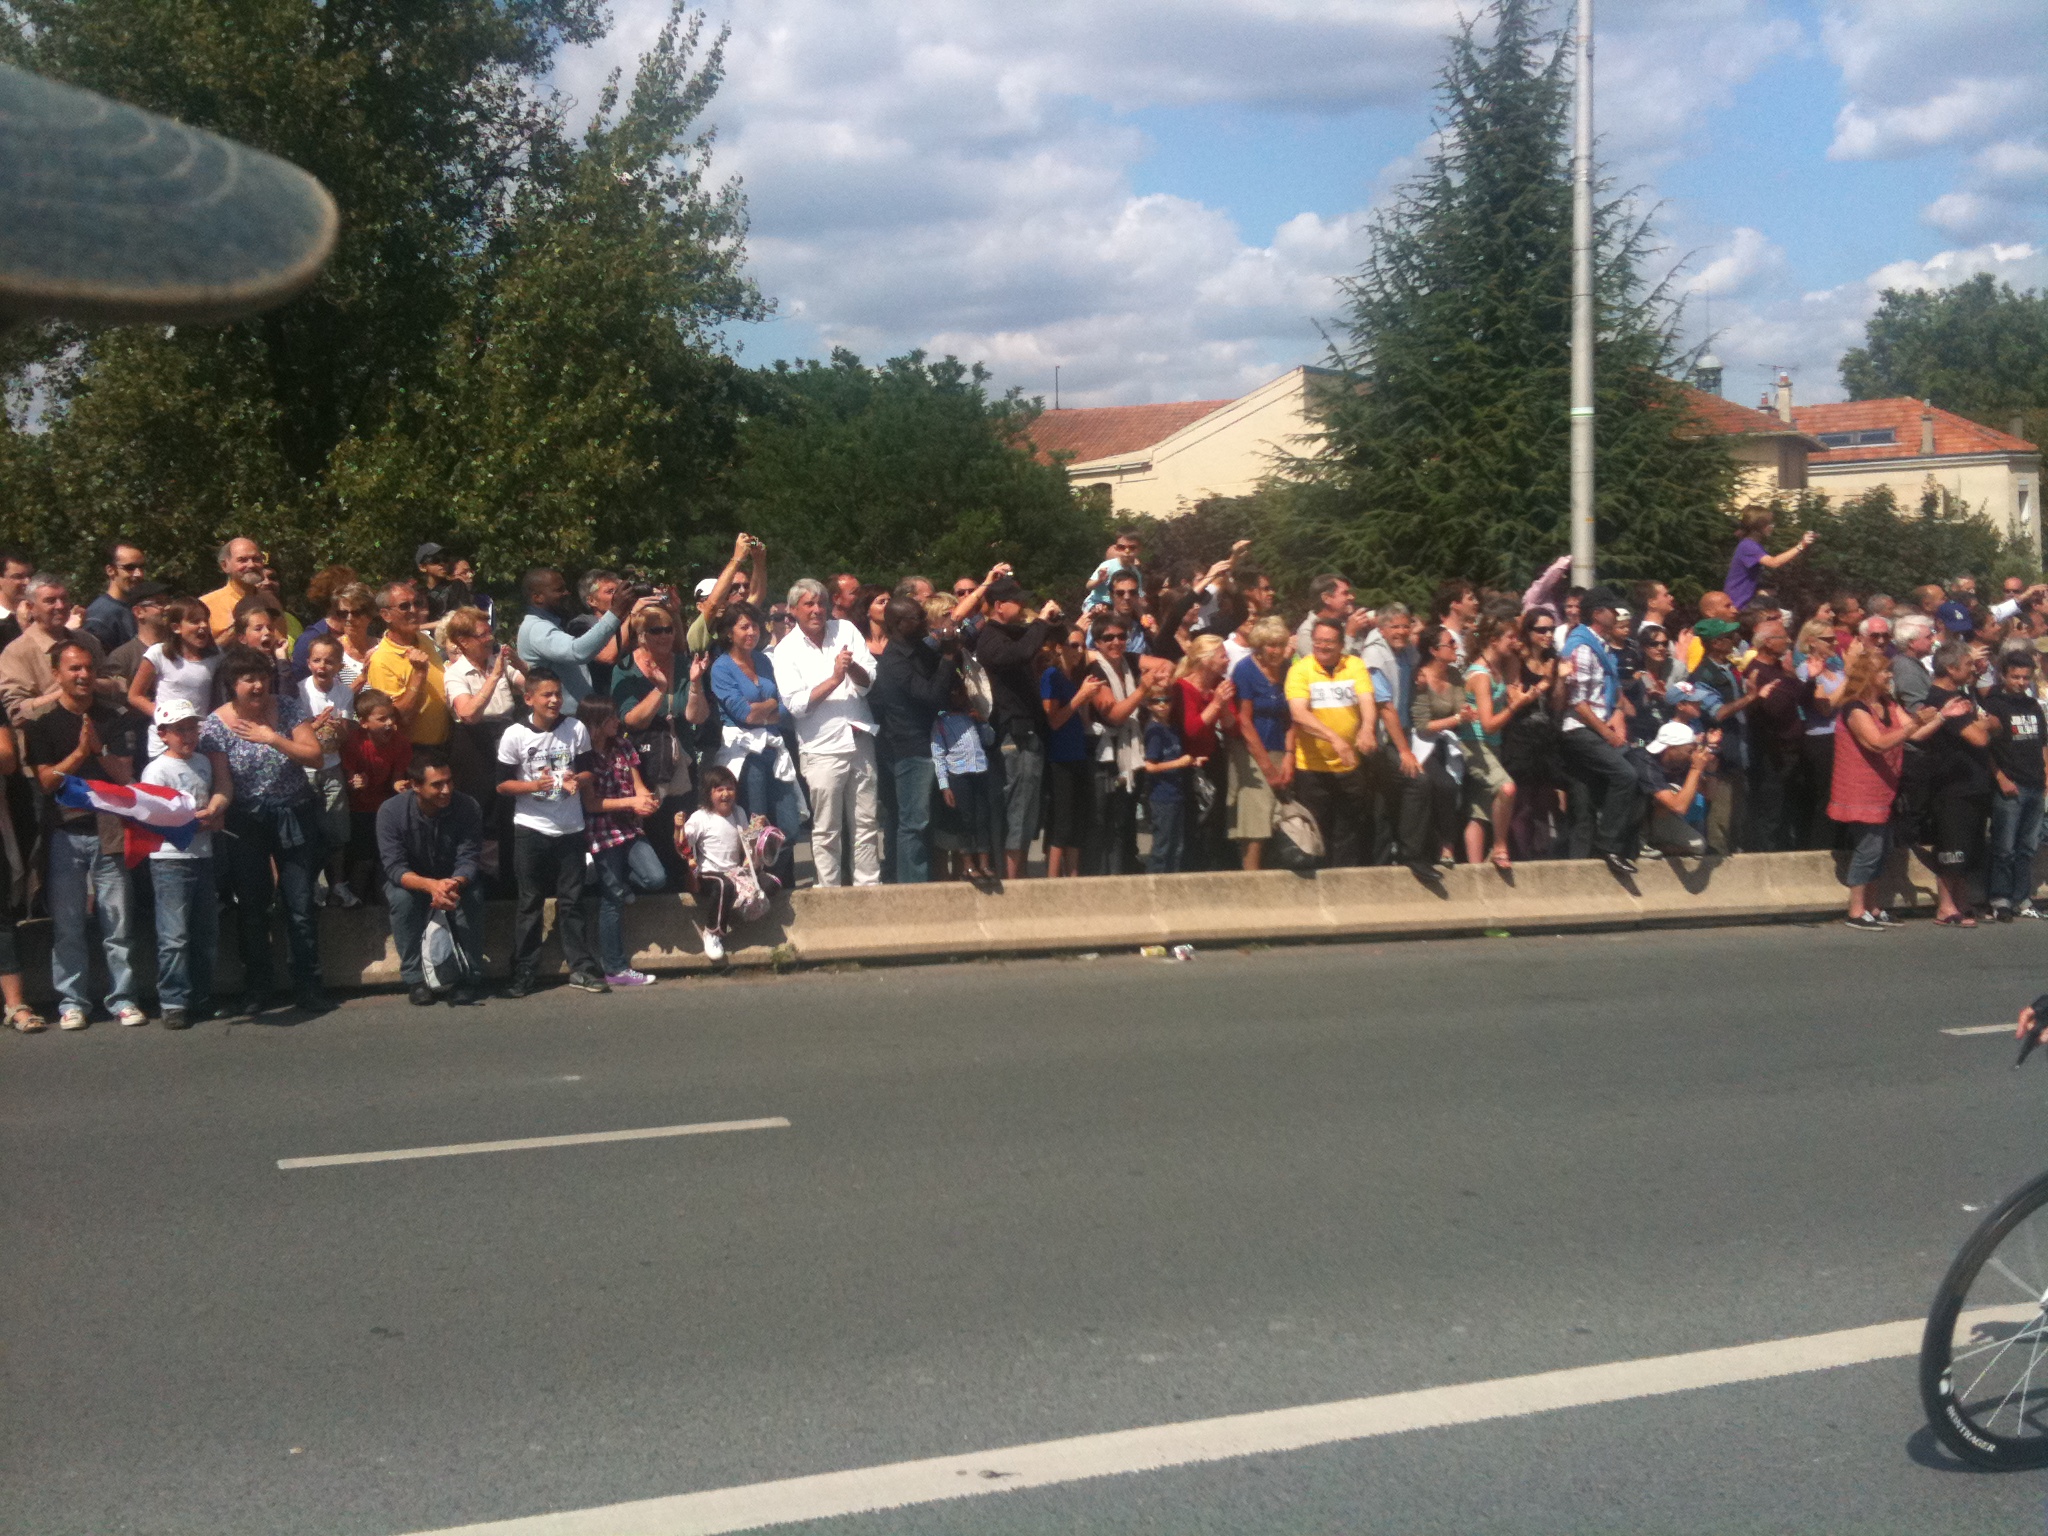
[
  {"x1": 1603, "y1": 853, "x2": 1639, "y2": 877},
  {"x1": 568, "y1": 970, "x2": 611, "y2": 994},
  {"x1": 115, "y1": 1004, "x2": 148, "y2": 1027},
  {"x1": 701, "y1": 930, "x2": 725, "y2": 963},
  {"x1": 292, "y1": 987, "x2": 335, "y2": 1015},
  {"x1": 328, "y1": 881, "x2": 361, "y2": 909},
  {"x1": 2018, "y1": 902, "x2": 2044, "y2": 920},
  {"x1": 605, "y1": 969, "x2": 657, "y2": 988},
  {"x1": 450, "y1": 984, "x2": 480, "y2": 1006},
  {"x1": 57, "y1": 1006, "x2": 87, "y2": 1031},
  {"x1": 160, "y1": 1008, "x2": 191, "y2": 1031},
  {"x1": 408, "y1": 983, "x2": 438, "y2": 1007},
  {"x1": 503, "y1": 974, "x2": 538, "y2": 999},
  {"x1": 1844, "y1": 911, "x2": 1886, "y2": 932},
  {"x1": 1998, "y1": 905, "x2": 2017, "y2": 924}
]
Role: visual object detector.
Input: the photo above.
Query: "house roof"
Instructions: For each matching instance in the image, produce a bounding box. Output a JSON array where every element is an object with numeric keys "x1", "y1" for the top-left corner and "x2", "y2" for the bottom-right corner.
[
  {"x1": 1791, "y1": 399, "x2": 2038, "y2": 464},
  {"x1": 1674, "y1": 384, "x2": 1817, "y2": 442},
  {"x1": 1025, "y1": 400, "x2": 1232, "y2": 467}
]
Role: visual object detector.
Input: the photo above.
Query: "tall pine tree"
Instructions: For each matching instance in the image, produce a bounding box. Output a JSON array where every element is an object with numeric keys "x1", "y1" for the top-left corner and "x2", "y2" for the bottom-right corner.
[{"x1": 1270, "y1": 0, "x2": 1735, "y2": 602}]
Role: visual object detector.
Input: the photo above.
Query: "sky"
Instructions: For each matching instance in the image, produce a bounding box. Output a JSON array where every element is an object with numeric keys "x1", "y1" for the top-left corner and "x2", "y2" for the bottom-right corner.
[{"x1": 554, "y1": 0, "x2": 2048, "y2": 411}]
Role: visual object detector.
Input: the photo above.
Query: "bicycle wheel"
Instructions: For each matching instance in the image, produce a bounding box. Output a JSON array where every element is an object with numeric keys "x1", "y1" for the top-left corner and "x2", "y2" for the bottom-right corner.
[{"x1": 1921, "y1": 1167, "x2": 2048, "y2": 1469}]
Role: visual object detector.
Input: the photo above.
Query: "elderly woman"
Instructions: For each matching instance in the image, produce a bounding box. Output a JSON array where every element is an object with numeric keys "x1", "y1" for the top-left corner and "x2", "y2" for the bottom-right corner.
[
  {"x1": 613, "y1": 599, "x2": 712, "y2": 886},
  {"x1": 1794, "y1": 620, "x2": 1845, "y2": 849},
  {"x1": 1170, "y1": 635, "x2": 1236, "y2": 870},
  {"x1": 443, "y1": 606, "x2": 524, "y2": 889},
  {"x1": 1228, "y1": 616, "x2": 1295, "y2": 870},
  {"x1": 707, "y1": 601, "x2": 800, "y2": 887},
  {"x1": 200, "y1": 645, "x2": 330, "y2": 1013}
]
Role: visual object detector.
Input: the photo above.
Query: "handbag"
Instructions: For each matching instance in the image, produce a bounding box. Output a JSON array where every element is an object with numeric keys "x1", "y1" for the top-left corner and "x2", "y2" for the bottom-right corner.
[{"x1": 1272, "y1": 796, "x2": 1324, "y2": 870}]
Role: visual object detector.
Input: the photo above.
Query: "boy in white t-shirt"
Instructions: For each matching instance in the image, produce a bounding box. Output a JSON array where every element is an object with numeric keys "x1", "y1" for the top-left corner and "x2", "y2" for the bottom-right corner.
[
  {"x1": 141, "y1": 699, "x2": 229, "y2": 1028},
  {"x1": 496, "y1": 667, "x2": 604, "y2": 996},
  {"x1": 299, "y1": 633, "x2": 359, "y2": 906}
]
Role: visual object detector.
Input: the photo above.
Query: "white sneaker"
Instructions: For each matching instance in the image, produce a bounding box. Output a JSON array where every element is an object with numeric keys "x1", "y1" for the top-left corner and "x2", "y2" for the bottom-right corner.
[
  {"x1": 328, "y1": 881, "x2": 362, "y2": 909},
  {"x1": 115, "y1": 1005, "x2": 148, "y2": 1028},
  {"x1": 701, "y1": 930, "x2": 725, "y2": 962},
  {"x1": 57, "y1": 1006, "x2": 87, "y2": 1031},
  {"x1": 2019, "y1": 902, "x2": 2044, "y2": 920}
]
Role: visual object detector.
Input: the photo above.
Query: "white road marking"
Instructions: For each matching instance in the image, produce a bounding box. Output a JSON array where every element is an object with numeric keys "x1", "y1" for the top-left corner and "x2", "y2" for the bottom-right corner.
[
  {"x1": 396, "y1": 1308, "x2": 2001, "y2": 1536},
  {"x1": 276, "y1": 1118, "x2": 789, "y2": 1170},
  {"x1": 1942, "y1": 1024, "x2": 2016, "y2": 1037}
]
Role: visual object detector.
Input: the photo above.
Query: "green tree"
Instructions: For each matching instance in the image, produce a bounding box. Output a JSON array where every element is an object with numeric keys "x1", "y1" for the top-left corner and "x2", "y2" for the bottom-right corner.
[
  {"x1": 1762, "y1": 484, "x2": 2015, "y2": 613},
  {"x1": 1840, "y1": 273, "x2": 2048, "y2": 446},
  {"x1": 1264, "y1": 0, "x2": 1736, "y2": 607},
  {"x1": 0, "y1": 0, "x2": 760, "y2": 593},
  {"x1": 732, "y1": 350, "x2": 1108, "y2": 597}
]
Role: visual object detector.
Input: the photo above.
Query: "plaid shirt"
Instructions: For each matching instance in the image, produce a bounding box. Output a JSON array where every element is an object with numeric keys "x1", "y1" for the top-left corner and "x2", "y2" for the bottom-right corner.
[{"x1": 584, "y1": 743, "x2": 642, "y2": 853}]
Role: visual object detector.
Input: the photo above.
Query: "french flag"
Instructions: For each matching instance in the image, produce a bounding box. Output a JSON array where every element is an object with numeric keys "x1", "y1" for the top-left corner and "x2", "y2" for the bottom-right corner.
[{"x1": 53, "y1": 776, "x2": 200, "y2": 866}]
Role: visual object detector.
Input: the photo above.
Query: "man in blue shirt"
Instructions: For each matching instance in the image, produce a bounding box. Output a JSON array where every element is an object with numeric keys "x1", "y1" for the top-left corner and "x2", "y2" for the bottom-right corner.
[{"x1": 516, "y1": 567, "x2": 656, "y2": 707}]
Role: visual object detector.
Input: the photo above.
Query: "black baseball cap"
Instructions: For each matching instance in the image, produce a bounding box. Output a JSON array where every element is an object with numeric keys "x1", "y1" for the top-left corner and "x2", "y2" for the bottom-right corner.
[{"x1": 0, "y1": 62, "x2": 338, "y2": 324}]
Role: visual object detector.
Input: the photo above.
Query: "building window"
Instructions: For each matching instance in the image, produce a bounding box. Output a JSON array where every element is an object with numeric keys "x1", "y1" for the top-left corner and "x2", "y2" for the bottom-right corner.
[{"x1": 1814, "y1": 428, "x2": 1898, "y2": 449}]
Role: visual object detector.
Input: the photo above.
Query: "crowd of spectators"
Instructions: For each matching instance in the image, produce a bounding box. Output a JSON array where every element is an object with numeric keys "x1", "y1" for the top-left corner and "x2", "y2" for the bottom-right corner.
[{"x1": 2, "y1": 508, "x2": 2044, "y2": 1032}]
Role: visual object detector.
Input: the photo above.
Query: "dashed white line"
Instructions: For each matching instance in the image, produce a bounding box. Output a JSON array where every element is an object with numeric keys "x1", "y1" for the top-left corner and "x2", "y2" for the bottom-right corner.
[
  {"x1": 277, "y1": 1117, "x2": 789, "y2": 1170},
  {"x1": 396, "y1": 1309, "x2": 1988, "y2": 1536},
  {"x1": 1942, "y1": 1024, "x2": 2017, "y2": 1037}
]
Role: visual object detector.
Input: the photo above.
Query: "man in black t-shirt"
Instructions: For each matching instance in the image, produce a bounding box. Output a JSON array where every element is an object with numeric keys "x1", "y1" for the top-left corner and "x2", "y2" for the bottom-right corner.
[
  {"x1": 22, "y1": 639, "x2": 141, "y2": 1029},
  {"x1": 1985, "y1": 651, "x2": 2048, "y2": 919},
  {"x1": 1922, "y1": 639, "x2": 1997, "y2": 924}
]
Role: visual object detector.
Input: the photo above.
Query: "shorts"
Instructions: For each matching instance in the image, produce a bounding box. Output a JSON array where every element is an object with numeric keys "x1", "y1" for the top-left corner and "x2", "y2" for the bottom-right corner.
[
  {"x1": 1841, "y1": 820, "x2": 1891, "y2": 887},
  {"x1": 1931, "y1": 794, "x2": 1989, "y2": 870},
  {"x1": 999, "y1": 732, "x2": 1045, "y2": 853},
  {"x1": 1227, "y1": 738, "x2": 1278, "y2": 841},
  {"x1": 308, "y1": 762, "x2": 350, "y2": 846},
  {"x1": 1045, "y1": 757, "x2": 1090, "y2": 849}
]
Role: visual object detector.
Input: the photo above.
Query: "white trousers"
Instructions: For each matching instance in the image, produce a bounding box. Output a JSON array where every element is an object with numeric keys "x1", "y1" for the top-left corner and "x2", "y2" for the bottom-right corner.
[{"x1": 801, "y1": 734, "x2": 883, "y2": 886}]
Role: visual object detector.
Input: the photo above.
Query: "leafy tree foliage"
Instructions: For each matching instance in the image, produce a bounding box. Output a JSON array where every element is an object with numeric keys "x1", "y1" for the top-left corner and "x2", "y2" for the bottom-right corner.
[
  {"x1": 1763, "y1": 484, "x2": 2021, "y2": 613},
  {"x1": 732, "y1": 351, "x2": 1108, "y2": 596},
  {"x1": 1840, "y1": 273, "x2": 2048, "y2": 448},
  {"x1": 1264, "y1": 0, "x2": 1736, "y2": 607},
  {"x1": 0, "y1": 0, "x2": 761, "y2": 593}
]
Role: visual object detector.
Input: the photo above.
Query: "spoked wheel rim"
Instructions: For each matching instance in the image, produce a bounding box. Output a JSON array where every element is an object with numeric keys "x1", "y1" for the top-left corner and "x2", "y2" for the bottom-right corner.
[{"x1": 1925, "y1": 1177, "x2": 2048, "y2": 1469}]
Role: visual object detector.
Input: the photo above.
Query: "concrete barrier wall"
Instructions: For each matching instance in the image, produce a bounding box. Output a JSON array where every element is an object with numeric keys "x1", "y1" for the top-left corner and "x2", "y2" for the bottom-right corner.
[{"x1": 153, "y1": 845, "x2": 1948, "y2": 992}]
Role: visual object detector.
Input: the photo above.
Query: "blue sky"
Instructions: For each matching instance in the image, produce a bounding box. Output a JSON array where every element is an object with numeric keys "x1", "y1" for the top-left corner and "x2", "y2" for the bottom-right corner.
[{"x1": 558, "y1": 0, "x2": 2047, "y2": 408}]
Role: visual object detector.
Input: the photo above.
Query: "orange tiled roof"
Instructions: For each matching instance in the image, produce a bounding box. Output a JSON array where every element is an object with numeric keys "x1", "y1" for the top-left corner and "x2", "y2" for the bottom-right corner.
[
  {"x1": 1793, "y1": 399, "x2": 2038, "y2": 463},
  {"x1": 1025, "y1": 400, "x2": 1233, "y2": 467},
  {"x1": 1675, "y1": 384, "x2": 1814, "y2": 440}
]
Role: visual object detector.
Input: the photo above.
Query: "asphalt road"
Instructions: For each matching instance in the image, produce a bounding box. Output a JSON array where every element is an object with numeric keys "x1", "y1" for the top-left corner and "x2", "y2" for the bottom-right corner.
[{"x1": 6, "y1": 918, "x2": 2048, "y2": 1534}]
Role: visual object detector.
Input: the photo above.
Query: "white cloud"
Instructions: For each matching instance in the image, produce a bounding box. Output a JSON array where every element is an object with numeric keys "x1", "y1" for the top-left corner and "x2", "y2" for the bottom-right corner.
[{"x1": 1686, "y1": 227, "x2": 1787, "y2": 296}]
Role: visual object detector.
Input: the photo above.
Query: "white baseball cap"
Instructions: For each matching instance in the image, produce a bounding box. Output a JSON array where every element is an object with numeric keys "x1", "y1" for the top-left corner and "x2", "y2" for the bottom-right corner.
[
  {"x1": 154, "y1": 697, "x2": 201, "y2": 727},
  {"x1": 1647, "y1": 720, "x2": 1697, "y2": 755},
  {"x1": 694, "y1": 577, "x2": 719, "y2": 600}
]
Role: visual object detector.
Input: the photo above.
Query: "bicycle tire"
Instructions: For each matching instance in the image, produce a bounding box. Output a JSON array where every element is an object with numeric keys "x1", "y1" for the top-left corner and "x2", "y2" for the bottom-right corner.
[{"x1": 1921, "y1": 1166, "x2": 2048, "y2": 1469}]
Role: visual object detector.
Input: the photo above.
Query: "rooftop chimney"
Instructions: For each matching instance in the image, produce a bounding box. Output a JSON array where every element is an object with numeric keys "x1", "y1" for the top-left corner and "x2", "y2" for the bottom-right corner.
[
  {"x1": 2014, "y1": 413, "x2": 2027, "y2": 441},
  {"x1": 1775, "y1": 371, "x2": 1794, "y2": 424},
  {"x1": 1921, "y1": 401, "x2": 1936, "y2": 456}
]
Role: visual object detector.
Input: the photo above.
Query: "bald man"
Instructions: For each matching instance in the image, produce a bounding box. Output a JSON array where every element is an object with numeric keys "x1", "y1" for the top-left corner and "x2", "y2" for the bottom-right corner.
[{"x1": 201, "y1": 537, "x2": 267, "y2": 640}]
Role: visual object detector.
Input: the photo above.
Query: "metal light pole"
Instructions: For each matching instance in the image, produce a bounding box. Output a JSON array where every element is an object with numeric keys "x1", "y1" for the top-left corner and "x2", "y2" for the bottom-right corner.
[{"x1": 1569, "y1": 0, "x2": 1596, "y2": 589}]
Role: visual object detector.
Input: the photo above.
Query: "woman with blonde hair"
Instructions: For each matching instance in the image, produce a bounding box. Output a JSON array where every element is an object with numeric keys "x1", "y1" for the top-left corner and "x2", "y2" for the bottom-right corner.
[
  {"x1": 1228, "y1": 615, "x2": 1295, "y2": 869},
  {"x1": 1169, "y1": 633, "x2": 1235, "y2": 869},
  {"x1": 1829, "y1": 643, "x2": 1945, "y2": 928},
  {"x1": 1794, "y1": 619, "x2": 1845, "y2": 848}
]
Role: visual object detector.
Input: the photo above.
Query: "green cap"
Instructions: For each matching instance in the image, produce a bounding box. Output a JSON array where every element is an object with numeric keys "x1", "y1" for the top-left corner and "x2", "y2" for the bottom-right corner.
[
  {"x1": 1694, "y1": 617, "x2": 1741, "y2": 639},
  {"x1": 0, "y1": 62, "x2": 337, "y2": 324}
]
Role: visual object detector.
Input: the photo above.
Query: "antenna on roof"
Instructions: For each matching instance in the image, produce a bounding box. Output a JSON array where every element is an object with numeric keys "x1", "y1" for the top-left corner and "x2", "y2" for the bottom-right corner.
[{"x1": 1054, "y1": 366, "x2": 1060, "y2": 411}]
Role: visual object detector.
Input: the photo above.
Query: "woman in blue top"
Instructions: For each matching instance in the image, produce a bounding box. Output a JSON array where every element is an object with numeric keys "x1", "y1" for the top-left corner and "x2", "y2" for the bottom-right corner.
[
  {"x1": 706, "y1": 602, "x2": 800, "y2": 887},
  {"x1": 1227, "y1": 616, "x2": 1296, "y2": 869}
]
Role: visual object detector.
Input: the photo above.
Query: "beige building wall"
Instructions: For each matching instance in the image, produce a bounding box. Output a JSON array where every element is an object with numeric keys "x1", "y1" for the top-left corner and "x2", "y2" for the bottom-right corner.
[
  {"x1": 1809, "y1": 454, "x2": 2042, "y2": 549},
  {"x1": 1063, "y1": 366, "x2": 1330, "y2": 517}
]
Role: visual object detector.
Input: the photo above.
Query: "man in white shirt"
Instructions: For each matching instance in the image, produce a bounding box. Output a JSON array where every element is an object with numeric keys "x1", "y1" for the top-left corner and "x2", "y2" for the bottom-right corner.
[{"x1": 772, "y1": 577, "x2": 882, "y2": 886}]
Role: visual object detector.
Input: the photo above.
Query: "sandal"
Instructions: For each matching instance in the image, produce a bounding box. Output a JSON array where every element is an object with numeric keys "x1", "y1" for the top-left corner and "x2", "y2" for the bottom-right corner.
[
  {"x1": 7, "y1": 1003, "x2": 46, "y2": 1033},
  {"x1": 1935, "y1": 912, "x2": 1977, "y2": 929},
  {"x1": 1490, "y1": 848, "x2": 1513, "y2": 871}
]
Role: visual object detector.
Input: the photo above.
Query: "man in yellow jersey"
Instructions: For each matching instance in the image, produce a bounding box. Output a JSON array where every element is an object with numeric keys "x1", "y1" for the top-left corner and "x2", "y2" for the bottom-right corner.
[
  {"x1": 364, "y1": 581, "x2": 451, "y2": 748},
  {"x1": 1285, "y1": 615, "x2": 1379, "y2": 866}
]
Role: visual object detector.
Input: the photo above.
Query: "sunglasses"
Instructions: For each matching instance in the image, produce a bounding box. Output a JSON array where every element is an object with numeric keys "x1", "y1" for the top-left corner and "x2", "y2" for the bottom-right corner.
[
  {"x1": 385, "y1": 601, "x2": 422, "y2": 612},
  {"x1": 115, "y1": 562, "x2": 146, "y2": 574},
  {"x1": 641, "y1": 624, "x2": 674, "y2": 636}
]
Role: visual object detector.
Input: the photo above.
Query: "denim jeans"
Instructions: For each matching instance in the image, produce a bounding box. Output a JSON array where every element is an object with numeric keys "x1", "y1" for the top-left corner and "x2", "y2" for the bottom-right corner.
[
  {"x1": 149, "y1": 856, "x2": 217, "y2": 1012},
  {"x1": 385, "y1": 880, "x2": 486, "y2": 987},
  {"x1": 1146, "y1": 796, "x2": 1186, "y2": 874},
  {"x1": 219, "y1": 803, "x2": 327, "y2": 998},
  {"x1": 47, "y1": 828, "x2": 136, "y2": 1015},
  {"x1": 1989, "y1": 788, "x2": 2045, "y2": 906},
  {"x1": 511, "y1": 826, "x2": 597, "y2": 980},
  {"x1": 889, "y1": 755, "x2": 938, "y2": 883},
  {"x1": 593, "y1": 838, "x2": 667, "y2": 974}
]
